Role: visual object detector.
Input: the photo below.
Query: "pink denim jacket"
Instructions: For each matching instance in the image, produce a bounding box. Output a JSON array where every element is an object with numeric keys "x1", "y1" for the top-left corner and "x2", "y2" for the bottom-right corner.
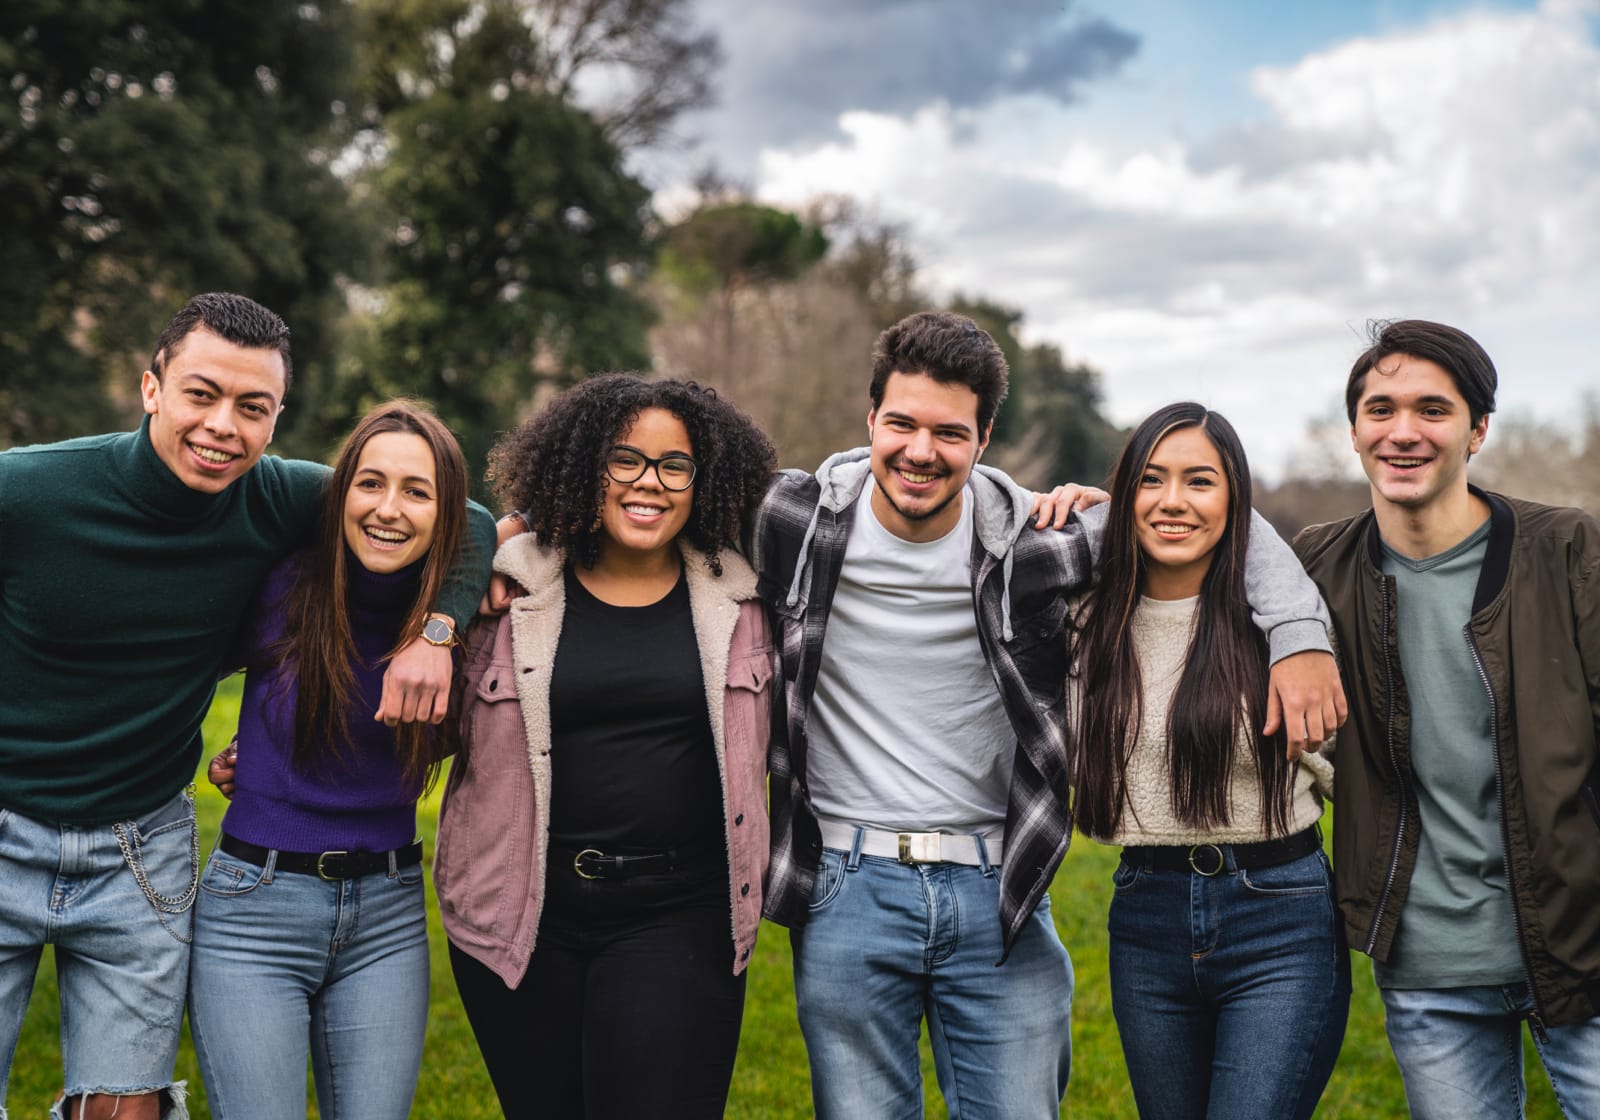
[{"x1": 434, "y1": 537, "x2": 774, "y2": 987}]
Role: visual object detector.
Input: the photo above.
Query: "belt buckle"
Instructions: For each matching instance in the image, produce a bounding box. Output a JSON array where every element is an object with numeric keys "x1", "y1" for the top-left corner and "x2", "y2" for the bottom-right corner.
[
  {"x1": 574, "y1": 848, "x2": 605, "y2": 880},
  {"x1": 1187, "y1": 844, "x2": 1224, "y2": 877},
  {"x1": 897, "y1": 832, "x2": 942, "y2": 864},
  {"x1": 316, "y1": 850, "x2": 349, "y2": 881}
]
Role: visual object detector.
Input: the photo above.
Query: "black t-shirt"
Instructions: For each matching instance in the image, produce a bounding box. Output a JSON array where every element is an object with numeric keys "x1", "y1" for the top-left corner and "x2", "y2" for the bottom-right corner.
[{"x1": 547, "y1": 566, "x2": 724, "y2": 852}]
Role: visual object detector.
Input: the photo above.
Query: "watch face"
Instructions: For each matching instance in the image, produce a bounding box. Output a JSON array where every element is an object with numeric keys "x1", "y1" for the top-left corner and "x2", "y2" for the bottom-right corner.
[{"x1": 424, "y1": 618, "x2": 453, "y2": 644}]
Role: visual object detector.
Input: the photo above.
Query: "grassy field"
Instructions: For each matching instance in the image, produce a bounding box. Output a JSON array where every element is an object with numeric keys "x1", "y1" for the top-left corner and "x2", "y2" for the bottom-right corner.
[{"x1": 8, "y1": 677, "x2": 1564, "y2": 1117}]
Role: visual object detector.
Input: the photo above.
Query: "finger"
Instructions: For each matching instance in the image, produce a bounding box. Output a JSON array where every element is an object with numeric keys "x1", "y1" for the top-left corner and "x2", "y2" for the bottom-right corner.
[
  {"x1": 429, "y1": 686, "x2": 449, "y2": 725},
  {"x1": 375, "y1": 675, "x2": 397, "y2": 724},
  {"x1": 1263, "y1": 687, "x2": 1283, "y2": 737}
]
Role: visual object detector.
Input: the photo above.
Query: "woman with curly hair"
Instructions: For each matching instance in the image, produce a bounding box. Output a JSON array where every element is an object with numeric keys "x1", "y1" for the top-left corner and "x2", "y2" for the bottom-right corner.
[
  {"x1": 1069, "y1": 402, "x2": 1348, "y2": 1120},
  {"x1": 435, "y1": 373, "x2": 778, "y2": 1119}
]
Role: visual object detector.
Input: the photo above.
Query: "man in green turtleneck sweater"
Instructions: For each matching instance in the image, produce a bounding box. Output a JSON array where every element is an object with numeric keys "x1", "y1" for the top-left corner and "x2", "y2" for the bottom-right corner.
[{"x1": 0, "y1": 293, "x2": 492, "y2": 1120}]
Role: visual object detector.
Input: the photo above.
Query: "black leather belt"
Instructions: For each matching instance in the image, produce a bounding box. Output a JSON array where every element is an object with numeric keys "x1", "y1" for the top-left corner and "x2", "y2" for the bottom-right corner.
[
  {"x1": 1121, "y1": 824, "x2": 1322, "y2": 877},
  {"x1": 559, "y1": 840, "x2": 717, "y2": 881},
  {"x1": 220, "y1": 834, "x2": 423, "y2": 881}
]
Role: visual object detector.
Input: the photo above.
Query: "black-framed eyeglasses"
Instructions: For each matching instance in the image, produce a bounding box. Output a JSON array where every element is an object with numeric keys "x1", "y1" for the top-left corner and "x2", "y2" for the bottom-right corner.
[{"x1": 605, "y1": 445, "x2": 697, "y2": 491}]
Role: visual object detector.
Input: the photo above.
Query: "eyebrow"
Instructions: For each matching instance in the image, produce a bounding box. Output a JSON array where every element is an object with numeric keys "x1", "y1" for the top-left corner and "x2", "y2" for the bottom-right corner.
[
  {"x1": 180, "y1": 373, "x2": 279, "y2": 404},
  {"x1": 879, "y1": 410, "x2": 975, "y2": 436},
  {"x1": 1145, "y1": 462, "x2": 1219, "y2": 476},
  {"x1": 355, "y1": 466, "x2": 435, "y2": 487},
  {"x1": 1361, "y1": 392, "x2": 1458, "y2": 408}
]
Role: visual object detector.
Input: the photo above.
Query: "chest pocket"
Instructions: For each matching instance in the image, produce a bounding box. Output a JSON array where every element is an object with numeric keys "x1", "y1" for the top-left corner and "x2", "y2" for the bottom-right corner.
[
  {"x1": 724, "y1": 647, "x2": 775, "y2": 769},
  {"x1": 1001, "y1": 598, "x2": 1070, "y2": 699}
]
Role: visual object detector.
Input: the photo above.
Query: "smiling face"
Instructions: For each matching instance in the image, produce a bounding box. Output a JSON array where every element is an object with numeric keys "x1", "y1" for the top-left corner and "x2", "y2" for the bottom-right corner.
[
  {"x1": 140, "y1": 326, "x2": 286, "y2": 493},
  {"x1": 868, "y1": 371, "x2": 992, "y2": 543},
  {"x1": 1352, "y1": 353, "x2": 1488, "y2": 519},
  {"x1": 597, "y1": 407, "x2": 695, "y2": 563},
  {"x1": 1133, "y1": 424, "x2": 1231, "y2": 600},
  {"x1": 341, "y1": 431, "x2": 440, "y2": 574}
]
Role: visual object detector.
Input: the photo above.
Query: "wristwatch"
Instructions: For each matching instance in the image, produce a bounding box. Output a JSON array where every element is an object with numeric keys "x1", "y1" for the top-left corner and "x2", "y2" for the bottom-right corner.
[{"x1": 421, "y1": 616, "x2": 457, "y2": 648}]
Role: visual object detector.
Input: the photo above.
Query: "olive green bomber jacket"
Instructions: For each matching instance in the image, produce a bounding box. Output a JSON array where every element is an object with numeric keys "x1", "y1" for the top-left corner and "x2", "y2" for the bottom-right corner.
[{"x1": 1294, "y1": 487, "x2": 1600, "y2": 1028}]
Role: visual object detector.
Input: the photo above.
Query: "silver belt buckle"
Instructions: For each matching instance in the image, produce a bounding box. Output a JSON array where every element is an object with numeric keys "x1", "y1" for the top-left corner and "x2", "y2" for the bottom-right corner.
[
  {"x1": 1188, "y1": 844, "x2": 1225, "y2": 877},
  {"x1": 898, "y1": 832, "x2": 942, "y2": 864}
]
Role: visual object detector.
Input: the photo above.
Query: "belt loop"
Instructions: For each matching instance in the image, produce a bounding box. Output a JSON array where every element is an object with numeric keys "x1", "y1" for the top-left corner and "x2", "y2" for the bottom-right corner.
[
  {"x1": 973, "y1": 833, "x2": 994, "y2": 875},
  {"x1": 387, "y1": 850, "x2": 400, "y2": 878},
  {"x1": 263, "y1": 848, "x2": 278, "y2": 884},
  {"x1": 846, "y1": 826, "x2": 865, "y2": 871}
]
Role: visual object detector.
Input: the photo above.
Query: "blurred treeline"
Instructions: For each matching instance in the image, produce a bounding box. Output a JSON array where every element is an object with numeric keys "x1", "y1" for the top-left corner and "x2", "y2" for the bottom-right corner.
[
  {"x1": 0, "y1": 0, "x2": 1122, "y2": 502},
  {"x1": 4, "y1": 0, "x2": 1590, "y2": 532}
]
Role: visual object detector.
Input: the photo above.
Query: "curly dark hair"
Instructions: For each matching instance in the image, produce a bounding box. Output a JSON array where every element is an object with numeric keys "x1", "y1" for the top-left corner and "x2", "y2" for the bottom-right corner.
[{"x1": 487, "y1": 374, "x2": 777, "y2": 576}]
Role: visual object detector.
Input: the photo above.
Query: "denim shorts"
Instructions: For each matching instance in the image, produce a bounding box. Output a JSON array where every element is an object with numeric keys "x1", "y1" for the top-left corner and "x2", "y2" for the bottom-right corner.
[{"x1": 0, "y1": 789, "x2": 198, "y2": 1116}]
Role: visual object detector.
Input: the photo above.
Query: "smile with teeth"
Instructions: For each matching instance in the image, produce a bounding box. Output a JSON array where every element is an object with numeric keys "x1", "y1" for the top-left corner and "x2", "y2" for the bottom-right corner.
[
  {"x1": 189, "y1": 442, "x2": 238, "y2": 465},
  {"x1": 622, "y1": 503, "x2": 666, "y2": 518},
  {"x1": 895, "y1": 466, "x2": 942, "y2": 485},
  {"x1": 1383, "y1": 457, "x2": 1428, "y2": 468},
  {"x1": 1151, "y1": 522, "x2": 1197, "y2": 537},
  {"x1": 363, "y1": 526, "x2": 411, "y2": 548}
]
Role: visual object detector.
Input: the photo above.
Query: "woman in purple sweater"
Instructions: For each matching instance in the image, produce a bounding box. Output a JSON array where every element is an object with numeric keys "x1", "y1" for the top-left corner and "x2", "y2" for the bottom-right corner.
[{"x1": 187, "y1": 401, "x2": 469, "y2": 1120}]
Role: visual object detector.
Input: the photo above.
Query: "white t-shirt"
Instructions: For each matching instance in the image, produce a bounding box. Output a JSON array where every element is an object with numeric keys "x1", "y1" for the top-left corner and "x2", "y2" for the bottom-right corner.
[{"x1": 807, "y1": 483, "x2": 1014, "y2": 834}]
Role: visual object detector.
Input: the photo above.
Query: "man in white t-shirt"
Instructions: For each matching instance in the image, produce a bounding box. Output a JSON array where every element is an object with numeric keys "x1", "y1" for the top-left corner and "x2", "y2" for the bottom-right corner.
[{"x1": 752, "y1": 310, "x2": 1344, "y2": 1116}]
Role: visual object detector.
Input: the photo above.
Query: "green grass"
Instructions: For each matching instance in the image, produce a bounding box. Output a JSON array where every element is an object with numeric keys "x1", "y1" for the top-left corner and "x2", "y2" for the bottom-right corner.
[{"x1": 8, "y1": 677, "x2": 1565, "y2": 1117}]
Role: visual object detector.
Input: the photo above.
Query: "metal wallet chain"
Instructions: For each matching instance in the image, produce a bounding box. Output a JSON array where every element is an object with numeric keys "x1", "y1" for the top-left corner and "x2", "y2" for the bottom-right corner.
[{"x1": 112, "y1": 783, "x2": 201, "y2": 944}]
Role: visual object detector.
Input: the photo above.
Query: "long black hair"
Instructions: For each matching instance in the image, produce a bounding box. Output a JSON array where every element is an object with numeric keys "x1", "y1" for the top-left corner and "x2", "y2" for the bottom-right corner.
[{"x1": 1070, "y1": 402, "x2": 1294, "y2": 838}]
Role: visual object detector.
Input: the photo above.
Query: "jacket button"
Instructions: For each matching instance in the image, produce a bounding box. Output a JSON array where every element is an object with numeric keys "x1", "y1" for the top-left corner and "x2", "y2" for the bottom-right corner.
[
  {"x1": 740, "y1": 947, "x2": 750, "y2": 962},
  {"x1": 734, "y1": 814, "x2": 744, "y2": 826},
  {"x1": 740, "y1": 883, "x2": 750, "y2": 895}
]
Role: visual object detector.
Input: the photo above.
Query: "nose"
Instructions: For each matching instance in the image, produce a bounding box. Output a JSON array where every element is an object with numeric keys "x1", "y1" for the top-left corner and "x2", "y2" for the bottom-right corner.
[
  {"x1": 904, "y1": 429, "x2": 935, "y2": 463},
  {"x1": 1388, "y1": 410, "x2": 1421, "y2": 444},
  {"x1": 204, "y1": 400, "x2": 237, "y2": 438},
  {"x1": 376, "y1": 486, "x2": 403, "y2": 520},
  {"x1": 1158, "y1": 480, "x2": 1187, "y2": 511}
]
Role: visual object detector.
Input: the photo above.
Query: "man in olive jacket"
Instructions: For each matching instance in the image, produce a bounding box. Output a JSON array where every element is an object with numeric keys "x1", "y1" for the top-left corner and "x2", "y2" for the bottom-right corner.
[{"x1": 1294, "y1": 319, "x2": 1600, "y2": 1119}]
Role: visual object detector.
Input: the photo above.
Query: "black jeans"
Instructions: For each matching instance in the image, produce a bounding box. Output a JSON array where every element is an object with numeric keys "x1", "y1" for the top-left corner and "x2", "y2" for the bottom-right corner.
[{"x1": 450, "y1": 858, "x2": 747, "y2": 1120}]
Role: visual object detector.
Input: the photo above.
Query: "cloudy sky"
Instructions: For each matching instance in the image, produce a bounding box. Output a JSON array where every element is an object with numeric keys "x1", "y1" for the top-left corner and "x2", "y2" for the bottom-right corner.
[{"x1": 652, "y1": 0, "x2": 1600, "y2": 480}]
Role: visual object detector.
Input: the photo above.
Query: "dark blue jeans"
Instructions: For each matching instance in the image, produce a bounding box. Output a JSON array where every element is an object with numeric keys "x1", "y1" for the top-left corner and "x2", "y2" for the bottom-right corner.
[{"x1": 1107, "y1": 847, "x2": 1350, "y2": 1120}]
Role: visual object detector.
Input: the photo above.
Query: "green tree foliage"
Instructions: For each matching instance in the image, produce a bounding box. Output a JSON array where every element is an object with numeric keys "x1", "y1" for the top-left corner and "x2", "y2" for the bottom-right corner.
[
  {"x1": 324, "y1": 0, "x2": 665, "y2": 489},
  {"x1": 657, "y1": 202, "x2": 828, "y2": 299},
  {"x1": 951, "y1": 297, "x2": 1123, "y2": 490},
  {"x1": 0, "y1": 0, "x2": 369, "y2": 450}
]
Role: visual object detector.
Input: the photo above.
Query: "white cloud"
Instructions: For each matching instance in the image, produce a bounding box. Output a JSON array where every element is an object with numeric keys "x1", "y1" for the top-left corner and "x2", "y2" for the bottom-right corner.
[{"x1": 742, "y1": 0, "x2": 1600, "y2": 478}]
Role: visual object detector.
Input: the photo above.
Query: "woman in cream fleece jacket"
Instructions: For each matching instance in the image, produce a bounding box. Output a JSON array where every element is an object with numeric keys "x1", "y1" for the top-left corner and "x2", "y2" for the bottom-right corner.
[{"x1": 1069, "y1": 402, "x2": 1349, "y2": 1120}]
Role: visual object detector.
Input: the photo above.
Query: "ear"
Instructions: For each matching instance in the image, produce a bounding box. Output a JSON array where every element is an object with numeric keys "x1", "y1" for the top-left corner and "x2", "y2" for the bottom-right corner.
[
  {"x1": 975, "y1": 419, "x2": 993, "y2": 460},
  {"x1": 867, "y1": 406, "x2": 877, "y2": 439},
  {"x1": 140, "y1": 370, "x2": 160, "y2": 416},
  {"x1": 1468, "y1": 413, "x2": 1489, "y2": 456}
]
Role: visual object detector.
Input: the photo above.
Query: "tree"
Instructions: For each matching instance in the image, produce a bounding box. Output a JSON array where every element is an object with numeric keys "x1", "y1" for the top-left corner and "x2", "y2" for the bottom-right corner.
[
  {"x1": 339, "y1": 0, "x2": 661, "y2": 488},
  {"x1": 0, "y1": 0, "x2": 368, "y2": 450}
]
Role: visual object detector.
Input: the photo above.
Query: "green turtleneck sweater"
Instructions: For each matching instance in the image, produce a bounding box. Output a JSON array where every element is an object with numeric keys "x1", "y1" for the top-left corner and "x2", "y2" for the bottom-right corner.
[{"x1": 0, "y1": 419, "x2": 494, "y2": 824}]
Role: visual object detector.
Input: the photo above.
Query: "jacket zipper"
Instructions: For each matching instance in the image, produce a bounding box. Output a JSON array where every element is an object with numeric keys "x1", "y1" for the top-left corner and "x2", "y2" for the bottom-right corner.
[
  {"x1": 1465, "y1": 626, "x2": 1549, "y2": 1038},
  {"x1": 1365, "y1": 576, "x2": 1412, "y2": 954}
]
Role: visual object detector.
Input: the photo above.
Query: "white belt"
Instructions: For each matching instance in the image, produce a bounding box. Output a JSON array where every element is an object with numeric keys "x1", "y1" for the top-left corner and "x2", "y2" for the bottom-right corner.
[{"x1": 817, "y1": 819, "x2": 1004, "y2": 867}]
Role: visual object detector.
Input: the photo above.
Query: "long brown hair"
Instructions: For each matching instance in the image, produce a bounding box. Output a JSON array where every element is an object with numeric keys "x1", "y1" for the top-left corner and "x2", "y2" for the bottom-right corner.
[
  {"x1": 1070, "y1": 402, "x2": 1294, "y2": 839},
  {"x1": 274, "y1": 400, "x2": 468, "y2": 787}
]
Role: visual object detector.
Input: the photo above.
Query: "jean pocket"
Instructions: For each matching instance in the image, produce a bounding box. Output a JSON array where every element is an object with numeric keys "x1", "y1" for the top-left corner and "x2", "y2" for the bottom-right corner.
[
  {"x1": 1111, "y1": 859, "x2": 1145, "y2": 894},
  {"x1": 1238, "y1": 850, "x2": 1331, "y2": 896},
  {"x1": 808, "y1": 849, "x2": 847, "y2": 913},
  {"x1": 394, "y1": 861, "x2": 425, "y2": 887},
  {"x1": 198, "y1": 851, "x2": 270, "y2": 898}
]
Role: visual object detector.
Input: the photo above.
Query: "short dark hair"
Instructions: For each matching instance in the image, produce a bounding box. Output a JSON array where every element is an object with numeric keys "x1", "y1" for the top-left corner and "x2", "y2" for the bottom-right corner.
[
  {"x1": 487, "y1": 374, "x2": 777, "y2": 577},
  {"x1": 1346, "y1": 319, "x2": 1497, "y2": 425},
  {"x1": 149, "y1": 292, "x2": 293, "y2": 392},
  {"x1": 870, "y1": 311, "x2": 1009, "y2": 431}
]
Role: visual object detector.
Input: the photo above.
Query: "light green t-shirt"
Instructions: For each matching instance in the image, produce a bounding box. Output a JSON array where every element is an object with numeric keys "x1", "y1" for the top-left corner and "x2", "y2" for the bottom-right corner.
[{"x1": 1375, "y1": 519, "x2": 1524, "y2": 989}]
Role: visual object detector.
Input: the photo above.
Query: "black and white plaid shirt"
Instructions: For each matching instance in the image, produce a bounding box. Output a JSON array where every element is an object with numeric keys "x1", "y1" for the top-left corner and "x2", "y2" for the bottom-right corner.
[{"x1": 750, "y1": 450, "x2": 1095, "y2": 955}]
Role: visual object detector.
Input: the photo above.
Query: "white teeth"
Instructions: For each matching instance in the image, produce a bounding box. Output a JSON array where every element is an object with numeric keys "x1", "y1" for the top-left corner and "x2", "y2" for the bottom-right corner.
[
  {"x1": 623, "y1": 504, "x2": 663, "y2": 515},
  {"x1": 191, "y1": 444, "x2": 234, "y2": 464},
  {"x1": 1387, "y1": 458, "x2": 1426, "y2": 467},
  {"x1": 365, "y1": 527, "x2": 407, "y2": 543},
  {"x1": 1154, "y1": 524, "x2": 1195, "y2": 537},
  {"x1": 899, "y1": 470, "x2": 936, "y2": 484}
]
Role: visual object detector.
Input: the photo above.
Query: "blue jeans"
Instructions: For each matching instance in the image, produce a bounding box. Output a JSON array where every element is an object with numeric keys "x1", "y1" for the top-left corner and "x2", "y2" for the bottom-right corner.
[
  {"x1": 1380, "y1": 981, "x2": 1600, "y2": 1119},
  {"x1": 0, "y1": 790, "x2": 197, "y2": 1119},
  {"x1": 187, "y1": 844, "x2": 430, "y2": 1120},
  {"x1": 1107, "y1": 848, "x2": 1350, "y2": 1120},
  {"x1": 791, "y1": 835, "x2": 1073, "y2": 1119}
]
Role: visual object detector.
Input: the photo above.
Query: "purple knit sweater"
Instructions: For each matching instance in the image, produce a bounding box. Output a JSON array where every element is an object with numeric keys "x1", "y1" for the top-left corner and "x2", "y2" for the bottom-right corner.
[{"x1": 220, "y1": 553, "x2": 425, "y2": 852}]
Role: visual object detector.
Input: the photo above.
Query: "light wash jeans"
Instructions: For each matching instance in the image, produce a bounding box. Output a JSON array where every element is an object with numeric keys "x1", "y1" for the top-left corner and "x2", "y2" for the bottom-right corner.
[
  {"x1": 0, "y1": 790, "x2": 197, "y2": 1120},
  {"x1": 1380, "y1": 981, "x2": 1600, "y2": 1119},
  {"x1": 791, "y1": 832, "x2": 1073, "y2": 1119},
  {"x1": 187, "y1": 844, "x2": 429, "y2": 1120},
  {"x1": 1107, "y1": 848, "x2": 1350, "y2": 1120}
]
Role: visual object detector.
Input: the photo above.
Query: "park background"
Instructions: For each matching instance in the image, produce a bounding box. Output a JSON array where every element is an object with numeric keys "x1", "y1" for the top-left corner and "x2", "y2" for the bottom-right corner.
[{"x1": 4, "y1": 0, "x2": 1595, "y2": 1114}]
